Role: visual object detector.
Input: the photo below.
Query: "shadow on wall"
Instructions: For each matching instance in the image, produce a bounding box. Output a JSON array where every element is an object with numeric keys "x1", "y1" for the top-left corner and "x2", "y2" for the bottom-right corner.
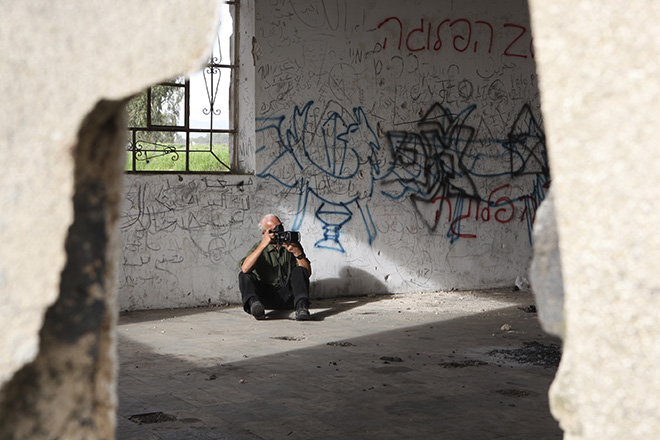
[{"x1": 311, "y1": 266, "x2": 389, "y2": 299}]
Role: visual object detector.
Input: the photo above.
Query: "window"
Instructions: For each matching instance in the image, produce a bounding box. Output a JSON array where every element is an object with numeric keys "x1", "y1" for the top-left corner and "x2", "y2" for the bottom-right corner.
[{"x1": 125, "y1": 1, "x2": 238, "y2": 173}]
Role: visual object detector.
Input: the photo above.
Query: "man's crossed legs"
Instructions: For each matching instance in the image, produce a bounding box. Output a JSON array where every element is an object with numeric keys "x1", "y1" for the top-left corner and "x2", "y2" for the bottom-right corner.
[{"x1": 238, "y1": 266, "x2": 311, "y2": 321}]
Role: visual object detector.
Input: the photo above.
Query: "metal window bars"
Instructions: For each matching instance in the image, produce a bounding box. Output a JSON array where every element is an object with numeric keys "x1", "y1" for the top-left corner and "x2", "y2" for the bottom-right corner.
[{"x1": 126, "y1": 0, "x2": 238, "y2": 173}]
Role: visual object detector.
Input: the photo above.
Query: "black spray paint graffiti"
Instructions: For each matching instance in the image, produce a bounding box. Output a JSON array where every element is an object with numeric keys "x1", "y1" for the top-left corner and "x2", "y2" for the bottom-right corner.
[
  {"x1": 380, "y1": 103, "x2": 481, "y2": 209},
  {"x1": 380, "y1": 102, "x2": 549, "y2": 243},
  {"x1": 256, "y1": 101, "x2": 548, "y2": 250}
]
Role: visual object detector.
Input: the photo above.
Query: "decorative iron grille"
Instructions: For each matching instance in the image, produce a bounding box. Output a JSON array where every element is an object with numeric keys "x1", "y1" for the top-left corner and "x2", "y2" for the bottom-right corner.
[{"x1": 126, "y1": 1, "x2": 238, "y2": 173}]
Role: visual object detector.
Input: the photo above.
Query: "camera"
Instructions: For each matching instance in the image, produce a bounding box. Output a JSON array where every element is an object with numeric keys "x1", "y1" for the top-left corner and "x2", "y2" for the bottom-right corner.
[{"x1": 271, "y1": 224, "x2": 300, "y2": 245}]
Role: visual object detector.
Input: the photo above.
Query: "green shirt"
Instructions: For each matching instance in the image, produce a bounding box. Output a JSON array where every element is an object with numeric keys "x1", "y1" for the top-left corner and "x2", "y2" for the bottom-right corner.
[{"x1": 240, "y1": 242, "x2": 300, "y2": 287}]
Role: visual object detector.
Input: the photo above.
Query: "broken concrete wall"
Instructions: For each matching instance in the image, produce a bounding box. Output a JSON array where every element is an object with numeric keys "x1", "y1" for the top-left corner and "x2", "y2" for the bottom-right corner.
[
  {"x1": 530, "y1": 1, "x2": 660, "y2": 438},
  {"x1": 0, "y1": 1, "x2": 222, "y2": 438},
  {"x1": 529, "y1": 190, "x2": 565, "y2": 338},
  {"x1": 119, "y1": 0, "x2": 548, "y2": 311}
]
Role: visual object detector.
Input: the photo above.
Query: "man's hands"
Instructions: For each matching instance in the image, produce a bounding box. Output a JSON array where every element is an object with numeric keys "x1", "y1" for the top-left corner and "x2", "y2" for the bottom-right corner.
[
  {"x1": 259, "y1": 228, "x2": 274, "y2": 249},
  {"x1": 280, "y1": 241, "x2": 311, "y2": 277},
  {"x1": 241, "y1": 216, "x2": 311, "y2": 277},
  {"x1": 281, "y1": 242, "x2": 303, "y2": 257},
  {"x1": 262, "y1": 229, "x2": 301, "y2": 255},
  {"x1": 287, "y1": 240, "x2": 312, "y2": 276}
]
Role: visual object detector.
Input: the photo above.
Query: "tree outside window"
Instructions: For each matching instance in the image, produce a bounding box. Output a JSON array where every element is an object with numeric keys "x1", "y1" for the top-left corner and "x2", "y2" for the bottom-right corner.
[{"x1": 125, "y1": 1, "x2": 237, "y2": 173}]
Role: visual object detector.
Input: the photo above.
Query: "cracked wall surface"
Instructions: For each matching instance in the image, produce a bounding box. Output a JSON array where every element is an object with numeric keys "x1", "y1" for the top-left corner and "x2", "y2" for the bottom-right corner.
[{"x1": 0, "y1": 1, "x2": 222, "y2": 438}]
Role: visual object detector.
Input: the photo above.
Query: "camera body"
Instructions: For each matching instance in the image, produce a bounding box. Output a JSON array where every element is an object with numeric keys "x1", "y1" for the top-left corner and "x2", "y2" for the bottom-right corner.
[{"x1": 271, "y1": 224, "x2": 300, "y2": 245}]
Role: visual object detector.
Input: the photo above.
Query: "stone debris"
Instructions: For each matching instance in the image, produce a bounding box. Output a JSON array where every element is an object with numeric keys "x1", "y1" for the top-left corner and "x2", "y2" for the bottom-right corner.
[
  {"x1": 439, "y1": 360, "x2": 489, "y2": 368},
  {"x1": 129, "y1": 412, "x2": 177, "y2": 425},
  {"x1": 495, "y1": 388, "x2": 532, "y2": 398},
  {"x1": 380, "y1": 356, "x2": 403, "y2": 363},
  {"x1": 488, "y1": 341, "x2": 561, "y2": 367},
  {"x1": 327, "y1": 341, "x2": 355, "y2": 347}
]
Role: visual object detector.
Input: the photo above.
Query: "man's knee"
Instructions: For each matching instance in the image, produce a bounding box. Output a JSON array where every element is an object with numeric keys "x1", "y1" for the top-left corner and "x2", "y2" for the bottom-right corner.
[
  {"x1": 291, "y1": 265, "x2": 309, "y2": 280},
  {"x1": 238, "y1": 271, "x2": 257, "y2": 289},
  {"x1": 290, "y1": 266, "x2": 310, "y2": 291}
]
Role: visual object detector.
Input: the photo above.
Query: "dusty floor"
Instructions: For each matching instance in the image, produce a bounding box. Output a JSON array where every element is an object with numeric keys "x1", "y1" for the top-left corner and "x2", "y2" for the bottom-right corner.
[{"x1": 116, "y1": 289, "x2": 563, "y2": 439}]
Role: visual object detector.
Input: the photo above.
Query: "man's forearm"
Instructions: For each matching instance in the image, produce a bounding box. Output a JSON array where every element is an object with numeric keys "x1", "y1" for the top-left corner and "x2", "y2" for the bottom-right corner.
[
  {"x1": 241, "y1": 246, "x2": 266, "y2": 273},
  {"x1": 296, "y1": 254, "x2": 312, "y2": 277}
]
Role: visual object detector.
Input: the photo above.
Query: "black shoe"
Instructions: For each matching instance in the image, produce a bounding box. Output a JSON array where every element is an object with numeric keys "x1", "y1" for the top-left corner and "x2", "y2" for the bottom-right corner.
[
  {"x1": 250, "y1": 300, "x2": 265, "y2": 320},
  {"x1": 295, "y1": 301, "x2": 311, "y2": 321}
]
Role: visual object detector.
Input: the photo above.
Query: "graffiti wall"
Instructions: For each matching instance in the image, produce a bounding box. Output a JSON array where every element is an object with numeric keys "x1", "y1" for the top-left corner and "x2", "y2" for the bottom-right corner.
[{"x1": 119, "y1": 0, "x2": 547, "y2": 310}]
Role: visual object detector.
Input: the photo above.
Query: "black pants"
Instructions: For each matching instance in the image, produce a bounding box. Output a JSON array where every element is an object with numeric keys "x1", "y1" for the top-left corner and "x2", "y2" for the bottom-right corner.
[{"x1": 239, "y1": 266, "x2": 310, "y2": 313}]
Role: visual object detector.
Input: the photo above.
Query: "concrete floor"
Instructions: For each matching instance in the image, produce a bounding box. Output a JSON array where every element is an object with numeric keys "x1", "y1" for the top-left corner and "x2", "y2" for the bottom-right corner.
[{"x1": 116, "y1": 289, "x2": 563, "y2": 440}]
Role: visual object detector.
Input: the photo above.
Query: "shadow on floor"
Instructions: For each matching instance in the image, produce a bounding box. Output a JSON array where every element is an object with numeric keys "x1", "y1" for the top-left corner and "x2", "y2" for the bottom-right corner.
[{"x1": 116, "y1": 293, "x2": 562, "y2": 440}]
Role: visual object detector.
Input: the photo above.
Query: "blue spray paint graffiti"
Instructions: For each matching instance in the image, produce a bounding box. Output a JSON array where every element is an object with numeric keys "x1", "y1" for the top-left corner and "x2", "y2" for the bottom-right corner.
[
  {"x1": 256, "y1": 101, "x2": 549, "y2": 250},
  {"x1": 256, "y1": 101, "x2": 382, "y2": 253}
]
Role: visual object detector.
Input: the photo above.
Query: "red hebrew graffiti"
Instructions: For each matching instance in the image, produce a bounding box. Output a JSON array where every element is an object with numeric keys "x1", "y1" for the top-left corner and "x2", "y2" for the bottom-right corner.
[
  {"x1": 377, "y1": 16, "x2": 532, "y2": 59},
  {"x1": 377, "y1": 17, "x2": 403, "y2": 50},
  {"x1": 503, "y1": 24, "x2": 528, "y2": 59}
]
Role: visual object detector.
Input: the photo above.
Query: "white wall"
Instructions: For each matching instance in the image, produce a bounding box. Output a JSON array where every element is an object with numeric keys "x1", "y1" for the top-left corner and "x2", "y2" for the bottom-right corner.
[{"x1": 119, "y1": 0, "x2": 547, "y2": 311}]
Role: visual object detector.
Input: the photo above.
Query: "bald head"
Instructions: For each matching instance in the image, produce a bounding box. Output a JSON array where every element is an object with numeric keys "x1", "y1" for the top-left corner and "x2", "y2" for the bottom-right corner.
[{"x1": 258, "y1": 214, "x2": 281, "y2": 233}]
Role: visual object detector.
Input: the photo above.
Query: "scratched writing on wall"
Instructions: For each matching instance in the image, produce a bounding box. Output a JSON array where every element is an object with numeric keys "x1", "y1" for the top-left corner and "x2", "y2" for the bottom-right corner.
[{"x1": 119, "y1": 178, "x2": 253, "y2": 295}]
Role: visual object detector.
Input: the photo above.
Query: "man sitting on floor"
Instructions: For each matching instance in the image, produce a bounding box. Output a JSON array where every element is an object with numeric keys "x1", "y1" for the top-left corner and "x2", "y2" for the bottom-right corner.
[{"x1": 238, "y1": 214, "x2": 312, "y2": 321}]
